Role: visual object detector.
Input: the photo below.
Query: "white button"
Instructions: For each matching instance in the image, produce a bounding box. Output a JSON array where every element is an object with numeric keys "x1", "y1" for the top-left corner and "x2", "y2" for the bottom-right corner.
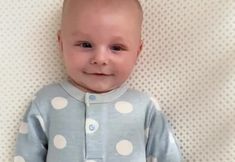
[
  {"x1": 86, "y1": 118, "x2": 99, "y2": 134},
  {"x1": 89, "y1": 95, "x2": 96, "y2": 101},
  {"x1": 89, "y1": 124, "x2": 95, "y2": 131}
]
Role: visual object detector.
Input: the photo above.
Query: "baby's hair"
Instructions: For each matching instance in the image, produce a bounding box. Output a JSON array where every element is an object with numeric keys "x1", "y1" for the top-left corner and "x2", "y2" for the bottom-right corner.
[{"x1": 62, "y1": 0, "x2": 143, "y2": 23}]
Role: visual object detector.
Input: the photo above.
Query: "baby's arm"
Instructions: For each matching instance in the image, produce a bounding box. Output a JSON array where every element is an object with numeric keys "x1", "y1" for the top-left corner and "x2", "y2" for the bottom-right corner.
[
  {"x1": 145, "y1": 99, "x2": 182, "y2": 162},
  {"x1": 14, "y1": 101, "x2": 47, "y2": 162}
]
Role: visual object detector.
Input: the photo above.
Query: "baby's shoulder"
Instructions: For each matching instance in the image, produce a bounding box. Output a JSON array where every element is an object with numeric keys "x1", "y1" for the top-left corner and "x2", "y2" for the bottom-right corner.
[
  {"x1": 125, "y1": 88, "x2": 161, "y2": 111},
  {"x1": 32, "y1": 82, "x2": 66, "y2": 104},
  {"x1": 125, "y1": 88, "x2": 150, "y2": 99}
]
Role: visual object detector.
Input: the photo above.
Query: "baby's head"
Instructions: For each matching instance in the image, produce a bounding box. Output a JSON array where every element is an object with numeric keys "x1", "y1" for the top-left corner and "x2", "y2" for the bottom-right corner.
[{"x1": 58, "y1": 0, "x2": 143, "y2": 93}]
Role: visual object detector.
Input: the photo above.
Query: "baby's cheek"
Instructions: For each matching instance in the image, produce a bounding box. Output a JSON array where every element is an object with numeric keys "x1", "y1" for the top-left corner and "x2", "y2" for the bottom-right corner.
[{"x1": 122, "y1": 65, "x2": 135, "y2": 76}]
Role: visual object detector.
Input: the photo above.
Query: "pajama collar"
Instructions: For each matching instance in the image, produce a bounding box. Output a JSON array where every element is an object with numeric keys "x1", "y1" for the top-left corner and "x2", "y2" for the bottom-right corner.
[{"x1": 60, "y1": 80, "x2": 128, "y2": 105}]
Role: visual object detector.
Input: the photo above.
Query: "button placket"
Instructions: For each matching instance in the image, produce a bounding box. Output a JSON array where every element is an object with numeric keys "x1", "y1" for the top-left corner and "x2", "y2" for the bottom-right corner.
[
  {"x1": 85, "y1": 93, "x2": 90, "y2": 107},
  {"x1": 85, "y1": 94, "x2": 103, "y2": 159}
]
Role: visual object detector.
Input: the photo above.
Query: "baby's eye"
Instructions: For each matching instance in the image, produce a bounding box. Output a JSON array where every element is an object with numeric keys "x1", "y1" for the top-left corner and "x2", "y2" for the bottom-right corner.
[
  {"x1": 75, "y1": 42, "x2": 92, "y2": 48},
  {"x1": 110, "y1": 45, "x2": 126, "y2": 52}
]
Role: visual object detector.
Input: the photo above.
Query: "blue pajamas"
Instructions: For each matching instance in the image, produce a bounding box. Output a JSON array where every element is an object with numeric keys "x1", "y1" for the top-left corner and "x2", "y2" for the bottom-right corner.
[{"x1": 14, "y1": 80, "x2": 182, "y2": 162}]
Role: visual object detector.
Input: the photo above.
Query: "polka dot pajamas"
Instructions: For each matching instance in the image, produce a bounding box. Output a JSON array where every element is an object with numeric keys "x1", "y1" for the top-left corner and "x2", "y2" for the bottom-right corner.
[{"x1": 14, "y1": 80, "x2": 182, "y2": 162}]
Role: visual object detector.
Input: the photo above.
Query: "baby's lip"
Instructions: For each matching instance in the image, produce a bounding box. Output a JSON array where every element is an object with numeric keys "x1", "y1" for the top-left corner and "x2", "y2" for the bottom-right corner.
[{"x1": 84, "y1": 72, "x2": 113, "y2": 76}]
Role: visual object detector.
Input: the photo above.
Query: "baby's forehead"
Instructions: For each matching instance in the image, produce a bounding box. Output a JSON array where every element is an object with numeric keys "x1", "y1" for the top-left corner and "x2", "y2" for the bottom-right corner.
[
  {"x1": 63, "y1": 0, "x2": 141, "y2": 9},
  {"x1": 62, "y1": 0, "x2": 143, "y2": 20}
]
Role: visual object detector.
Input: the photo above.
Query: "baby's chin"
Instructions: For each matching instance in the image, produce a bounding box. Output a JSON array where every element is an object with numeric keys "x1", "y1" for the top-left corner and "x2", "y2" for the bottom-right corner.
[
  {"x1": 85, "y1": 85, "x2": 118, "y2": 94},
  {"x1": 69, "y1": 80, "x2": 118, "y2": 94}
]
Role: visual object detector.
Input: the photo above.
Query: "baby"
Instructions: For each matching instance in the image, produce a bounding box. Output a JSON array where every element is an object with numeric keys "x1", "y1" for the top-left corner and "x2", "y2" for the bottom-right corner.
[{"x1": 14, "y1": 0, "x2": 182, "y2": 162}]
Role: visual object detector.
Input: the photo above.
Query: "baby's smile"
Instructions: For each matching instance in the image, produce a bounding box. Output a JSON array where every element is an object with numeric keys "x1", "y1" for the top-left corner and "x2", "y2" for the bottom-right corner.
[{"x1": 83, "y1": 71, "x2": 114, "y2": 76}]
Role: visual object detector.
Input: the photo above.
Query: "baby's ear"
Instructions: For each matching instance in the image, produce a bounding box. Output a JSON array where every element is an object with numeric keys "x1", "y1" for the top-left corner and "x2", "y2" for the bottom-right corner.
[
  {"x1": 57, "y1": 30, "x2": 63, "y2": 52},
  {"x1": 137, "y1": 40, "x2": 143, "y2": 57}
]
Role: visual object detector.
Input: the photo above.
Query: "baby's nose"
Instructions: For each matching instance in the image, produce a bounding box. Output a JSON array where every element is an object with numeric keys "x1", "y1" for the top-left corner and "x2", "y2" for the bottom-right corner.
[{"x1": 90, "y1": 49, "x2": 109, "y2": 65}]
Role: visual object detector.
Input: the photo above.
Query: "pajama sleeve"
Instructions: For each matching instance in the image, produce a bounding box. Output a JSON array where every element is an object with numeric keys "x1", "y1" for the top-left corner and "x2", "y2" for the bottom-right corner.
[
  {"x1": 14, "y1": 101, "x2": 48, "y2": 162},
  {"x1": 145, "y1": 99, "x2": 182, "y2": 162}
]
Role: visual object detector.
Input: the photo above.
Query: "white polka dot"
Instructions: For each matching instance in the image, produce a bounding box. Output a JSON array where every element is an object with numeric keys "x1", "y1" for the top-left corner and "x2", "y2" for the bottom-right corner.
[
  {"x1": 19, "y1": 122, "x2": 28, "y2": 134},
  {"x1": 115, "y1": 101, "x2": 133, "y2": 114},
  {"x1": 51, "y1": 97, "x2": 68, "y2": 110},
  {"x1": 86, "y1": 118, "x2": 99, "y2": 134},
  {"x1": 147, "y1": 156, "x2": 158, "y2": 162},
  {"x1": 85, "y1": 160, "x2": 96, "y2": 162},
  {"x1": 14, "y1": 156, "x2": 25, "y2": 162},
  {"x1": 53, "y1": 135, "x2": 67, "y2": 149},
  {"x1": 116, "y1": 140, "x2": 133, "y2": 156}
]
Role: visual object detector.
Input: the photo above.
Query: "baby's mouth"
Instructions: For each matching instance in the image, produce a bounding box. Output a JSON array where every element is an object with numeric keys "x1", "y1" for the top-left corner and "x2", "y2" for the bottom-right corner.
[{"x1": 84, "y1": 72, "x2": 113, "y2": 76}]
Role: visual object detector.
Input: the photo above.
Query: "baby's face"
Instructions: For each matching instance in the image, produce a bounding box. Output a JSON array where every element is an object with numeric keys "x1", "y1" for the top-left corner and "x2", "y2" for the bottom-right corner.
[{"x1": 58, "y1": 0, "x2": 143, "y2": 93}]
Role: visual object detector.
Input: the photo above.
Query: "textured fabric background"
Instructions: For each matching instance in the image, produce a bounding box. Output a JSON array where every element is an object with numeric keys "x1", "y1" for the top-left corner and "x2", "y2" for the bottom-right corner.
[{"x1": 0, "y1": 0, "x2": 235, "y2": 162}]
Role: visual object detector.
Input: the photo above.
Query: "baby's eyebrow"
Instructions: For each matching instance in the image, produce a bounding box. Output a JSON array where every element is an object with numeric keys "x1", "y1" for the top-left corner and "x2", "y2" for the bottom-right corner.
[
  {"x1": 71, "y1": 31, "x2": 90, "y2": 37},
  {"x1": 111, "y1": 36, "x2": 125, "y2": 42},
  {"x1": 111, "y1": 36, "x2": 133, "y2": 45}
]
